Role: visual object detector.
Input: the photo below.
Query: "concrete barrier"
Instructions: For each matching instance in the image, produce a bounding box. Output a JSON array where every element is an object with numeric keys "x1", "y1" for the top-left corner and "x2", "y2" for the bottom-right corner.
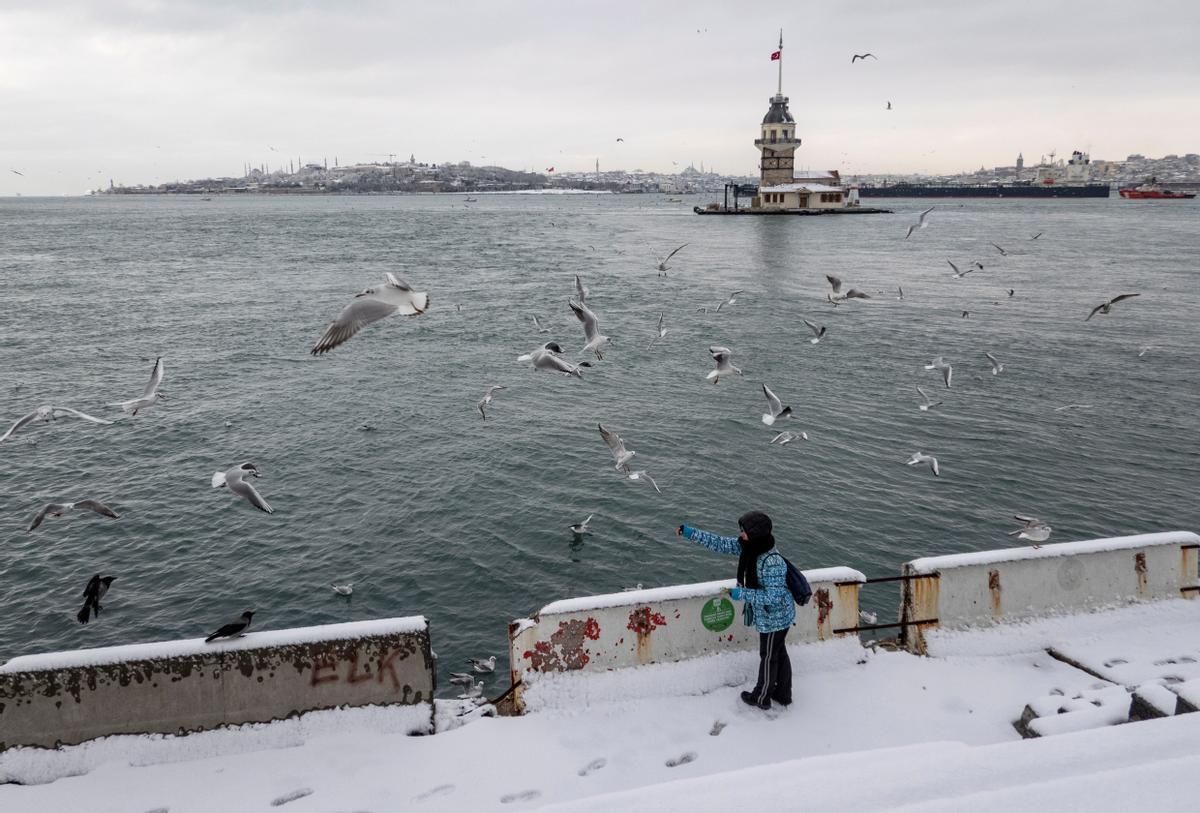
[
  {"x1": 0, "y1": 616, "x2": 434, "y2": 751},
  {"x1": 900, "y1": 531, "x2": 1200, "y2": 653},
  {"x1": 508, "y1": 567, "x2": 864, "y2": 707}
]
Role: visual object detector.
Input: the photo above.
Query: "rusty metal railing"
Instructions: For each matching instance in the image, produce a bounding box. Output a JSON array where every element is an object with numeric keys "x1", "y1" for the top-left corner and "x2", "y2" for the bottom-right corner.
[{"x1": 832, "y1": 572, "x2": 941, "y2": 635}]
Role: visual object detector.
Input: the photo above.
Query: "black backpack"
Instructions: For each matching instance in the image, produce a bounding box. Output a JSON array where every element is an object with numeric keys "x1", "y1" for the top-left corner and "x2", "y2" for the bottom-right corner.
[{"x1": 774, "y1": 553, "x2": 813, "y2": 606}]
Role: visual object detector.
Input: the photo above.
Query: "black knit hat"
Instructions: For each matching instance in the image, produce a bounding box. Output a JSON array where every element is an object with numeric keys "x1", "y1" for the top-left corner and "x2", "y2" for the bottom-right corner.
[{"x1": 737, "y1": 511, "x2": 773, "y2": 543}]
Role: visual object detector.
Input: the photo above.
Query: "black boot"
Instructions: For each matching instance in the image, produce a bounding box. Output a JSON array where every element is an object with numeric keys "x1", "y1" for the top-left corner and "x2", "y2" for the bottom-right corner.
[{"x1": 740, "y1": 690, "x2": 771, "y2": 710}]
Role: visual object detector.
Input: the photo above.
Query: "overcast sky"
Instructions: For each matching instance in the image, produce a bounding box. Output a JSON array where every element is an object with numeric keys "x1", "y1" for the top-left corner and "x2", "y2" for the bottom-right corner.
[{"x1": 2, "y1": 0, "x2": 1198, "y2": 195}]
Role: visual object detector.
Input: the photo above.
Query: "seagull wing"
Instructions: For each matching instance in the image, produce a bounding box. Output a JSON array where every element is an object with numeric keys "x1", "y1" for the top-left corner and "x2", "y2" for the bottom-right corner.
[
  {"x1": 762, "y1": 384, "x2": 783, "y2": 415},
  {"x1": 27, "y1": 503, "x2": 60, "y2": 532},
  {"x1": 1108, "y1": 293, "x2": 1140, "y2": 305},
  {"x1": 916, "y1": 385, "x2": 932, "y2": 404},
  {"x1": 51, "y1": 407, "x2": 113, "y2": 425},
  {"x1": 802, "y1": 319, "x2": 821, "y2": 336},
  {"x1": 74, "y1": 499, "x2": 120, "y2": 519},
  {"x1": 825, "y1": 274, "x2": 843, "y2": 294},
  {"x1": 227, "y1": 474, "x2": 274, "y2": 514},
  {"x1": 947, "y1": 260, "x2": 959, "y2": 275},
  {"x1": 918, "y1": 206, "x2": 934, "y2": 224},
  {"x1": 639, "y1": 472, "x2": 662, "y2": 493},
  {"x1": 1084, "y1": 303, "x2": 1104, "y2": 321},
  {"x1": 985, "y1": 352, "x2": 1001, "y2": 371},
  {"x1": 141, "y1": 357, "x2": 165, "y2": 398},
  {"x1": 575, "y1": 274, "x2": 588, "y2": 303},
  {"x1": 708, "y1": 346, "x2": 732, "y2": 364},
  {"x1": 664, "y1": 243, "x2": 688, "y2": 263},
  {"x1": 0, "y1": 410, "x2": 40, "y2": 442},
  {"x1": 657, "y1": 311, "x2": 665, "y2": 333},
  {"x1": 311, "y1": 295, "x2": 400, "y2": 354},
  {"x1": 990, "y1": 242, "x2": 1006, "y2": 255},
  {"x1": 568, "y1": 300, "x2": 600, "y2": 343},
  {"x1": 905, "y1": 224, "x2": 917, "y2": 239},
  {"x1": 597, "y1": 424, "x2": 628, "y2": 463}
]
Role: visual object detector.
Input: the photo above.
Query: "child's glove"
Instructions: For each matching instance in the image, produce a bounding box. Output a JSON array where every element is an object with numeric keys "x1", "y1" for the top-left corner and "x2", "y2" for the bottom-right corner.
[{"x1": 729, "y1": 587, "x2": 743, "y2": 600}]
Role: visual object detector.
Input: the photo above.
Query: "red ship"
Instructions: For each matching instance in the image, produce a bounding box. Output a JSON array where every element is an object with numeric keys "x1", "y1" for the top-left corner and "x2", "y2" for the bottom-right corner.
[{"x1": 1118, "y1": 178, "x2": 1196, "y2": 199}]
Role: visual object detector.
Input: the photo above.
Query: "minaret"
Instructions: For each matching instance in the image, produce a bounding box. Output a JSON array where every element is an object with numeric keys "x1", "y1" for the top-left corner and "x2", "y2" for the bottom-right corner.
[{"x1": 756, "y1": 31, "x2": 801, "y2": 188}]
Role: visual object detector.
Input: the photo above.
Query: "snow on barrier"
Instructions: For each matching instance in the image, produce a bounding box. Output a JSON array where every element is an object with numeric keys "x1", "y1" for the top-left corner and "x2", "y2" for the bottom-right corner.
[
  {"x1": 901, "y1": 531, "x2": 1200, "y2": 653},
  {"x1": 507, "y1": 568, "x2": 864, "y2": 708},
  {"x1": 0, "y1": 616, "x2": 434, "y2": 751}
]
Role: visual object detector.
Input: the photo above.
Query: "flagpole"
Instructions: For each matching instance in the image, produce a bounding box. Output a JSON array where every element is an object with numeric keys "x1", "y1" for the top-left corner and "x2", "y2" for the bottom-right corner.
[{"x1": 777, "y1": 29, "x2": 783, "y2": 95}]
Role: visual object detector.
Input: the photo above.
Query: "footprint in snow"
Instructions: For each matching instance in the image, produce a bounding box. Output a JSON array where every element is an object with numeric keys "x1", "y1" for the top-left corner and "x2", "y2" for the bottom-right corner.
[
  {"x1": 666, "y1": 752, "x2": 697, "y2": 768},
  {"x1": 709, "y1": 720, "x2": 727, "y2": 736},
  {"x1": 414, "y1": 784, "x2": 455, "y2": 802},
  {"x1": 578, "y1": 758, "x2": 607, "y2": 777},
  {"x1": 500, "y1": 790, "x2": 542, "y2": 804},
  {"x1": 270, "y1": 788, "x2": 314, "y2": 806}
]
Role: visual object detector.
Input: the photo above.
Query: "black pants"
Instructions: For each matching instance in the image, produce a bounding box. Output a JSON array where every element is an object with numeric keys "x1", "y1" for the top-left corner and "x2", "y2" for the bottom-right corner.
[{"x1": 750, "y1": 627, "x2": 792, "y2": 705}]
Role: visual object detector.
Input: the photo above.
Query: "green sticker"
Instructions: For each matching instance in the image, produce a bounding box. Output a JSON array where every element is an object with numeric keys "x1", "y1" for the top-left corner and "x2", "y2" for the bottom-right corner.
[{"x1": 701, "y1": 597, "x2": 735, "y2": 632}]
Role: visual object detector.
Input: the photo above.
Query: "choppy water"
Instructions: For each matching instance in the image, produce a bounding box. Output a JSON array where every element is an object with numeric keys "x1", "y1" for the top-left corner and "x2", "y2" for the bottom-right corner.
[{"x1": 1, "y1": 193, "x2": 1198, "y2": 688}]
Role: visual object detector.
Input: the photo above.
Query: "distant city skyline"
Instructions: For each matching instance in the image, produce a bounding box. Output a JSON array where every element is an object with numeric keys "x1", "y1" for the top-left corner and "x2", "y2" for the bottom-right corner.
[{"x1": 2, "y1": 0, "x2": 1198, "y2": 196}]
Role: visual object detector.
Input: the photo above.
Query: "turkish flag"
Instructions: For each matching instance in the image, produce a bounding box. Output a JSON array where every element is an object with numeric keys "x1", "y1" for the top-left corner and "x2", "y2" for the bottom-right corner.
[
  {"x1": 546, "y1": 167, "x2": 554, "y2": 172},
  {"x1": 770, "y1": 50, "x2": 781, "y2": 61}
]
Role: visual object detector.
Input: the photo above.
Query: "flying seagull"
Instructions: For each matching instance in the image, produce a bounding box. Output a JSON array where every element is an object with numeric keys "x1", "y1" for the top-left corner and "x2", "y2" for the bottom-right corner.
[
  {"x1": 924, "y1": 356, "x2": 953, "y2": 388},
  {"x1": 574, "y1": 274, "x2": 589, "y2": 304},
  {"x1": 467, "y1": 656, "x2": 497, "y2": 673},
  {"x1": 310, "y1": 272, "x2": 428, "y2": 354},
  {"x1": 477, "y1": 385, "x2": 506, "y2": 419},
  {"x1": 905, "y1": 206, "x2": 934, "y2": 239},
  {"x1": 616, "y1": 137, "x2": 624, "y2": 142},
  {"x1": 569, "y1": 514, "x2": 594, "y2": 536},
  {"x1": 851, "y1": 53, "x2": 877, "y2": 62},
  {"x1": 897, "y1": 286, "x2": 904, "y2": 300},
  {"x1": 760, "y1": 384, "x2": 792, "y2": 426},
  {"x1": 109, "y1": 356, "x2": 166, "y2": 416},
  {"x1": 647, "y1": 311, "x2": 668, "y2": 350},
  {"x1": 1085, "y1": 293, "x2": 1139, "y2": 322},
  {"x1": 825, "y1": 274, "x2": 871, "y2": 304},
  {"x1": 706, "y1": 346, "x2": 742, "y2": 384},
  {"x1": 916, "y1": 386, "x2": 942, "y2": 412},
  {"x1": 205, "y1": 611, "x2": 254, "y2": 643},
  {"x1": 985, "y1": 352, "x2": 1005, "y2": 375},
  {"x1": 598, "y1": 424, "x2": 636, "y2": 470},
  {"x1": 802, "y1": 319, "x2": 826, "y2": 344},
  {"x1": 947, "y1": 260, "x2": 973, "y2": 279},
  {"x1": 77, "y1": 575, "x2": 116, "y2": 624},
  {"x1": 906, "y1": 452, "x2": 940, "y2": 477},
  {"x1": 568, "y1": 299, "x2": 610, "y2": 360},
  {"x1": 990, "y1": 242, "x2": 1008, "y2": 256},
  {"x1": 0, "y1": 405, "x2": 112, "y2": 443},
  {"x1": 28, "y1": 499, "x2": 119, "y2": 532},
  {"x1": 520, "y1": 342, "x2": 591, "y2": 377},
  {"x1": 212, "y1": 462, "x2": 274, "y2": 514},
  {"x1": 715, "y1": 290, "x2": 743, "y2": 312},
  {"x1": 532, "y1": 315, "x2": 551, "y2": 333},
  {"x1": 656, "y1": 244, "x2": 688, "y2": 276},
  {"x1": 1030, "y1": 232, "x2": 1043, "y2": 240},
  {"x1": 624, "y1": 469, "x2": 662, "y2": 493},
  {"x1": 1008, "y1": 515, "x2": 1051, "y2": 546},
  {"x1": 770, "y1": 430, "x2": 807, "y2": 444}
]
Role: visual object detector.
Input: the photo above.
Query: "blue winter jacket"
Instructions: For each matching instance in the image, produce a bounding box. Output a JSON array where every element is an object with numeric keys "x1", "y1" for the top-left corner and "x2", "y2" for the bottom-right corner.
[{"x1": 682, "y1": 525, "x2": 796, "y2": 634}]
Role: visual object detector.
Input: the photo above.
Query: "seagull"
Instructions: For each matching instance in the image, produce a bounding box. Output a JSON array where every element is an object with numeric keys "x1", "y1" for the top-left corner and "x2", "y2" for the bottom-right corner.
[
  {"x1": 575, "y1": 274, "x2": 589, "y2": 304},
  {"x1": 886, "y1": 101, "x2": 892, "y2": 110},
  {"x1": 947, "y1": 260, "x2": 973, "y2": 279},
  {"x1": 205, "y1": 611, "x2": 254, "y2": 643},
  {"x1": 532, "y1": 315, "x2": 551, "y2": 333},
  {"x1": 990, "y1": 242, "x2": 1008, "y2": 256},
  {"x1": 647, "y1": 311, "x2": 668, "y2": 349},
  {"x1": 770, "y1": 430, "x2": 808, "y2": 444},
  {"x1": 616, "y1": 137, "x2": 625, "y2": 142},
  {"x1": 825, "y1": 275, "x2": 871, "y2": 304},
  {"x1": 1008, "y1": 515, "x2": 1051, "y2": 546},
  {"x1": 1030, "y1": 232, "x2": 1043, "y2": 240},
  {"x1": 897, "y1": 286, "x2": 904, "y2": 300},
  {"x1": 521, "y1": 343, "x2": 591, "y2": 377},
  {"x1": 706, "y1": 346, "x2": 742, "y2": 384},
  {"x1": 77, "y1": 575, "x2": 116, "y2": 624},
  {"x1": 715, "y1": 290, "x2": 743, "y2": 312},
  {"x1": 458, "y1": 680, "x2": 485, "y2": 701},
  {"x1": 0, "y1": 405, "x2": 112, "y2": 443},
  {"x1": 477, "y1": 385, "x2": 506, "y2": 419},
  {"x1": 924, "y1": 356, "x2": 953, "y2": 388},
  {"x1": 904, "y1": 207, "x2": 934, "y2": 239},
  {"x1": 10, "y1": 168, "x2": 25, "y2": 176},
  {"x1": 28, "y1": 499, "x2": 120, "y2": 532},
  {"x1": 859, "y1": 610, "x2": 878, "y2": 625},
  {"x1": 1138, "y1": 345, "x2": 1154, "y2": 358},
  {"x1": 851, "y1": 53, "x2": 877, "y2": 62},
  {"x1": 310, "y1": 272, "x2": 428, "y2": 354},
  {"x1": 212, "y1": 462, "x2": 274, "y2": 514},
  {"x1": 1085, "y1": 293, "x2": 1140, "y2": 322},
  {"x1": 760, "y1": 384, "x2": 792, "y2": 426},
  {"x1": 985, "y1": 352, "x2": 1005, "y2": 375},
  {"x1": 467, "y1": 656, "x2": 497, "y2": 673},
  {"x1": 569, "y1": 514, "x2": 594, "y2": 536},
  {"x1": 656, "y1": 243, "x2": 688, "y2": 276},
  {"x1": 802, "y1": 319, "x2": 826, "y2": 344},
  {"x1": 598, "y1": 424, "x2": 637, "y2": 470},
  {"x1": 1007, "y1": 289, "x2": 1015, "y2": 297},
  {"x1": 624, "y1": 469, "x2": 662, "y2": 493},
  {"x1": 331, "y1": 583, "x2": 353, "y2": 596},
  {"x1": 961, "y1": 310, "x2": 971, "y2": 319},
  {"x1": 448, "y1": 672, "x2": 474, "y2": 688},
  {"x1": 568, "y1": 299, "x2": 610, "y2": 360},
  {"x1": 108, "y1": 356, "x2": 166, "y2": 416},
  {"x1": 915, "y1": 386, "x2": 942, "y2": 412},
  {"x1": 906, "y1": 452, "x2": 940, "y2": 477},
  {"x1": 1053, "y1": 404, "x2": 1094, "y2": 412}
]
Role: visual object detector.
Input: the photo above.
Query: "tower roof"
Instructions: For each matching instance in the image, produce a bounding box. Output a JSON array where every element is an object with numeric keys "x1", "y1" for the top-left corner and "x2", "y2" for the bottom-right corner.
[{"x1": 762, "y1": 94, "x2": 794, "y2": 124}]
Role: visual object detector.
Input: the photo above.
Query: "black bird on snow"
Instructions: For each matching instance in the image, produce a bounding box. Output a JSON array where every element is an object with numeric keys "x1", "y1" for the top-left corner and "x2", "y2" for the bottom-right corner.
[
  {"x1": 204, "y1": 610, "x2": 254, "y2": 643},
  {"x1": 77, "y1": 575, "x2": 116, "y2": 624}
]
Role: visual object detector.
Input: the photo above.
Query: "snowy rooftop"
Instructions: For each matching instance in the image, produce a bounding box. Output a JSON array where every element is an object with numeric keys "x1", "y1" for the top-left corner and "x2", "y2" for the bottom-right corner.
[
  {"x1": 3, "y1": 600, "x2": 1199, "y2": 810},
  {"x1": 759, "y1": 182, "x2": 844, "y2": 194}
]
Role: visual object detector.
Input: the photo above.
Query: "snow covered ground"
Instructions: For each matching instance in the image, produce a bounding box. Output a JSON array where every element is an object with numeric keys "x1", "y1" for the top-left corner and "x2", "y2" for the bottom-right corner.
[{"x1": 2, "y1": 599, "x2": 1197, "y2": 811}]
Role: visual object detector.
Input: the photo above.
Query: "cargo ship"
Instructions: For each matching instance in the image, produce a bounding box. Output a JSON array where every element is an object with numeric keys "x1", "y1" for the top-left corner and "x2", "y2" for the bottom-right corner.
[
  {"x1": 858, "y1": 150, "x2": 1111, "y2": 199},
  {"x1": 1118, "y1": 179, "x2": 1196, "y2": 200}
]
